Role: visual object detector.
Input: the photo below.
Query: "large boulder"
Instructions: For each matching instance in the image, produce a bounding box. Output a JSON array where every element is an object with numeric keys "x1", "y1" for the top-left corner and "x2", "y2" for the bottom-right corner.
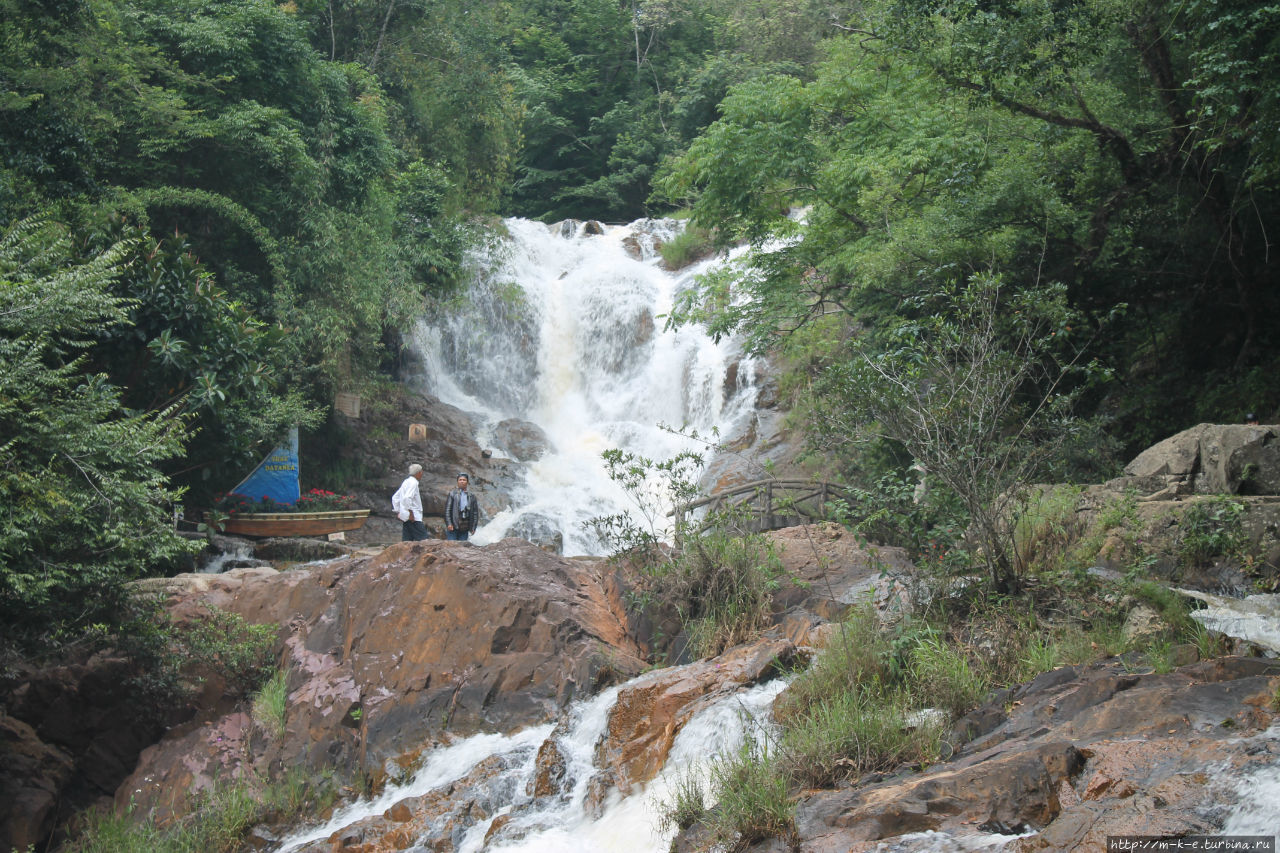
[
  {"x1": 311, "y1": 384, "x2": 526, "y2": 547},
  {"x1": 1113, "y1": 423, "x2": 1280, "y2": 496},
  {"x1": 0, "y1": 651, "x2": 186, "y2": 852},
  {"x1": 0, "y1": 714, "x2": 74, "y2": 852},
  {"x1": 491, "y1": 418, "x2": 553, "y2": 463},
  {"x1": 596, "y1": 638, "x2": 796, "y2": 795},
  {"x1": 116, "y1": 539, "x2": 649, "y2": 825}
]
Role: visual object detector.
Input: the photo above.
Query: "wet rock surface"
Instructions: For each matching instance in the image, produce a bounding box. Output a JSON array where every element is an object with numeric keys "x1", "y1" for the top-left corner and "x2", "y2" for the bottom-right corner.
[
  {"x1": 115, "y1": 539, "x2": 649, "y2": 825},
  {"x1": 773, "y1": 656, "x2": 1280, "y2": 853},
  {"x1": 491, "y1": 418, "x2": 553, "y2": 463}
]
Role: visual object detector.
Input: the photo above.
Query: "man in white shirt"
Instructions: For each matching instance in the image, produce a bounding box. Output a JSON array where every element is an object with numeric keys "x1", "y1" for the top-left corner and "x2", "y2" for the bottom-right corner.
[{"x1": 391, "y1": 463, "x2": 428, "y2": 541}]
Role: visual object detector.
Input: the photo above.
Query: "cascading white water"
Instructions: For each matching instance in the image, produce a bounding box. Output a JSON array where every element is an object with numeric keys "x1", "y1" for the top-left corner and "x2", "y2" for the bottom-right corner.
[
  {"x1": 410, "y1": 218, "x2": 759, "y2": 555},
  {"x1": 272, "y1": 676, "x2": 789, "y2": 853},
  {"x1": 1179, "y1": 589, "x2": 1280, "y2": 654}
]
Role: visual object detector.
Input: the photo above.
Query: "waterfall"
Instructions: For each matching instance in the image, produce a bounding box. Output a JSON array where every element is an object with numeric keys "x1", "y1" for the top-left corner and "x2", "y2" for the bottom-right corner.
[
  {"x1": 409, "y1": 218, "x2": 760, "y2": 556},
  {"x1": 273, "y1": 677, "x2": 789, "y2": 853}
]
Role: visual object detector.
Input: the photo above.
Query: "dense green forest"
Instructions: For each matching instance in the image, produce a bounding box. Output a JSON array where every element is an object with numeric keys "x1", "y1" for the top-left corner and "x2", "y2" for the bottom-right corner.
[{"x1": 3, "y1": 0, "x2": 1278, "y2": 646}]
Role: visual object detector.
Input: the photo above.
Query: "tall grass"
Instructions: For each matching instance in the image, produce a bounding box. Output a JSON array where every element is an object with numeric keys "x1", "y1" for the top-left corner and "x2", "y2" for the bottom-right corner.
[
  {"x1": 658, "y1": 225, "x2": 714, "y2": 270},
  {"x1": 64, "y1": 770, "x2": 333, "y2": 853},
  {"x1": 703, "y1": 731, "x2": 795, "y2": 848},
  {"x1": 251, "y1": 666, "x2": 290, "y2": 740}
]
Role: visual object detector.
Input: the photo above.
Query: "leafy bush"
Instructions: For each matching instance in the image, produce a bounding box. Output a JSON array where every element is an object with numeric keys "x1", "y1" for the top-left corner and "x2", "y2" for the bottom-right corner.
[
  {"x1": 120, "y1": 600, "x2": 279, "y2": 719},
  {"x1": 591, "y1": 448, "x2": 789, "y2": 659},
  {"x1": 181, "y1": 606, "x2": 279, "y2": 698},
  {"x1": 1179, "y1": 496, "x2": 1248, "y2": 568},
  {"x1": 0, "y1": 219, "x2": 199, "y2": 652}
]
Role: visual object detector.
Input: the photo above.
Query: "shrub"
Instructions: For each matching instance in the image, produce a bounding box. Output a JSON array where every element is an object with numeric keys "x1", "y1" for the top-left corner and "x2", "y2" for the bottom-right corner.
[
  {"x1": 0, "y1": 219, "x2": 198, "y2": 654},
  {"x1": 181, "y1": 606, "x2": 279, "y2": 698},
  {"x1": 591, "y1": 449, "x2": 789, "y2": 660},
  {"x1": 1179, "y1": 496, "x2": 1247, "y2": 568},
  {"x1": 117, "y1": 600, "x2": 279, "y2": 722}
]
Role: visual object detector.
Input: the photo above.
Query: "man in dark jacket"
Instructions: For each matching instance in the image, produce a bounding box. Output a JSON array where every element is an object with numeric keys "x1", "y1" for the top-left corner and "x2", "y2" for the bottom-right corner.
[{"x1": 445, "y1": 473, "x2": 479, "y2": 541}]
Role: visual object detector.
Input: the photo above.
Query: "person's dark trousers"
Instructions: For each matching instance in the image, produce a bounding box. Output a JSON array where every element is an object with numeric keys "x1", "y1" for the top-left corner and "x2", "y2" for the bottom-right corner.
[
  {"x1": 402, "y1": 520, "x2": 430, "y2": 541},
  {"x1": 446, "y1": 529, "x2": 469, "y2": 541}
]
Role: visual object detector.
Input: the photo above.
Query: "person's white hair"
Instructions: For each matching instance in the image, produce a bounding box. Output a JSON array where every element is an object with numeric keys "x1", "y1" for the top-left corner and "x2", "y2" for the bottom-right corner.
[{"x1": 408, "y1": 463, "x2": 423, "y2": 476}]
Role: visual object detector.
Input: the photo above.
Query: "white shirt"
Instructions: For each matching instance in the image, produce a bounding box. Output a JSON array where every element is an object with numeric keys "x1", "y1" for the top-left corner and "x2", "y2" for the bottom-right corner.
[{"x1": 391, "y1": 475, "x2": 423, "y2": 522}]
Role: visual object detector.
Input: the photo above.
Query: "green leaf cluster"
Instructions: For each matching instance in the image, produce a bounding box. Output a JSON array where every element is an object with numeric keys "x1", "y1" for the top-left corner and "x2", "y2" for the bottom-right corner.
[{"x1": 0, "y1": 220, "x2": 198, "y2": 647}]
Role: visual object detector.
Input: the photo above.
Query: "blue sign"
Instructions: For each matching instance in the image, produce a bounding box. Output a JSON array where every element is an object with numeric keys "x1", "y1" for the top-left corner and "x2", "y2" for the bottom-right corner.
[{"x1": 231, "y1": 427, "x2": 300, "y2": 506}]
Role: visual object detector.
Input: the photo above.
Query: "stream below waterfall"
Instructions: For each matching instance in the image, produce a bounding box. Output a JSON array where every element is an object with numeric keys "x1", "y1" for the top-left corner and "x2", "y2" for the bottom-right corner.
[
  {"x1": 275, "y1": 679, "x2": 789, "y2": 853},
  {"x1": 409, "y1": 217, "x2": 760, "y2": 556}
]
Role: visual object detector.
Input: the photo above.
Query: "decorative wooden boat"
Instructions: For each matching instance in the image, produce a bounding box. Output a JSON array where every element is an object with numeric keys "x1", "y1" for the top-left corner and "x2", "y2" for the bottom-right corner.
[
  {"x1": 209, "y1": 509, "x2": 370, "y2": 538},
  {"x1": 211, "y1": 427, "x2": 369, "y2": 538}
]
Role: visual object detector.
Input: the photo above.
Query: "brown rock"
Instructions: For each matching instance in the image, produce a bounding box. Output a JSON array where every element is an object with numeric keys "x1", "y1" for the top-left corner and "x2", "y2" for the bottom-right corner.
[
  {"x1": 529, "y1": 738, "x2": 567, "y2": 798},
  {"x1": 116, "y1": 539, "x2": 648, "y2": 824},
  {"x1": 0, "y1": 714, "x2": 75, "y2": 853},
  {"x1": 797, "y1": 742, "x2": 1085, "y2": 845},
  {"x1": 597, "y1": 638, "x2": 795, "y2": 794},
  {"x1": 774, "y1": 657, "x2": 1280, "y2": 853},
  {"x1": 1118, "y1": 423, "x2": 1280, "y2": 495}
]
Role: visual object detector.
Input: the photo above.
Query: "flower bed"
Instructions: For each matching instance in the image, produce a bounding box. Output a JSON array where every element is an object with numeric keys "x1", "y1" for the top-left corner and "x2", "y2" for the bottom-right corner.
[{"x1": 215, "y1": 488, "x2": 359, "y2": 514}]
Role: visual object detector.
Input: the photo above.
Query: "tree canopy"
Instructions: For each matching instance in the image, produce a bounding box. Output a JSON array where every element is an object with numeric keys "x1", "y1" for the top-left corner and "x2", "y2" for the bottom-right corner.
[{"x1": 2, "y1": 0, "x2": 1277, "y2": 640}]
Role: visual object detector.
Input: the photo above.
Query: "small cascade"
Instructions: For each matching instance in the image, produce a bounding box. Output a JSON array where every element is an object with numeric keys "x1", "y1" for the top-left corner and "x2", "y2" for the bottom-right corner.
[
  {"x1": 272, "y1": 677, "x2": 787, "y2": 853},
  {"x1": 197, "y1": 539, "x2": 253, "y2": 573},
  {"x1": 1223, "y1": 725, "x2": 1280, "y2": 835},
  {"x1": 276, "y1": 725, "x2": 554, "y2": 853},
  {"x1": 409, "y1": 218, "x2": 759, "y2": 556},
  {"x1": 1178, "y1": 589, "x2": 1280, "y2": 654}
]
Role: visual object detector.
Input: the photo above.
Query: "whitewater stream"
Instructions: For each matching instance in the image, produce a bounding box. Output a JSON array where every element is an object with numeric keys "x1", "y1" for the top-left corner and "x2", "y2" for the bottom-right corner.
[{"x1": 409, "y1": 217, "x2": 760, "y2": 556}]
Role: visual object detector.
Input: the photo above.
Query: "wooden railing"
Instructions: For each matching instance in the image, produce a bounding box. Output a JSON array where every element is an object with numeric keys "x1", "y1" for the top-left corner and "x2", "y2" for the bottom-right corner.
[{"x1": 674, "y1": 478, "x2": 852, "y2": 534}]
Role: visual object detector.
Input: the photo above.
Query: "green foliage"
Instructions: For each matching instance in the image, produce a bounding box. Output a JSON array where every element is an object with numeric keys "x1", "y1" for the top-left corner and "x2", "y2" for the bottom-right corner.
[
  {"x1": 655, "y1": 767, "x2": 707, "y2": 834},
  {"x1": 118, "y1": 599, "x2": 278, "y2": 719},
  {"x1": 826, "y1": 278, "x2": 1107, "y2": 592},
  {"x1": 909, "y1": 634, "x2": 986, "y2": 719},
  {"x1": 180, "y1": 605, "x2": 278, "y2": 699},
  {"x1": 657, "y1": 223, "x2": 715, "y2": 269},
  {"x1": 1128, "y1": 581, "x2": 1195, "y2": 638},
  {"x1": 702, "y1": 730, "x2": 795, "y2": 848},
  {"x1": 659, "y1": 0, "x2": 1280, "y2": 478},
  {"x1": 251, "y1": 667, "x2": 290, "y2": 740},
  {"x1": 1178, "y1": 496, "x2": 1248, "y2": 569},
  {"x1": 591, "y1": 449, "x2": 787, "y2": 659},
  {"x1": 772, "y1": 607, "x2": 956, "y2": 788},
  {"x1": 0, "y1": 219, "x2": 199, "y2": 649},
  {"x1": 1, "y1": 0, "x2": 484, "y2": 472}
]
